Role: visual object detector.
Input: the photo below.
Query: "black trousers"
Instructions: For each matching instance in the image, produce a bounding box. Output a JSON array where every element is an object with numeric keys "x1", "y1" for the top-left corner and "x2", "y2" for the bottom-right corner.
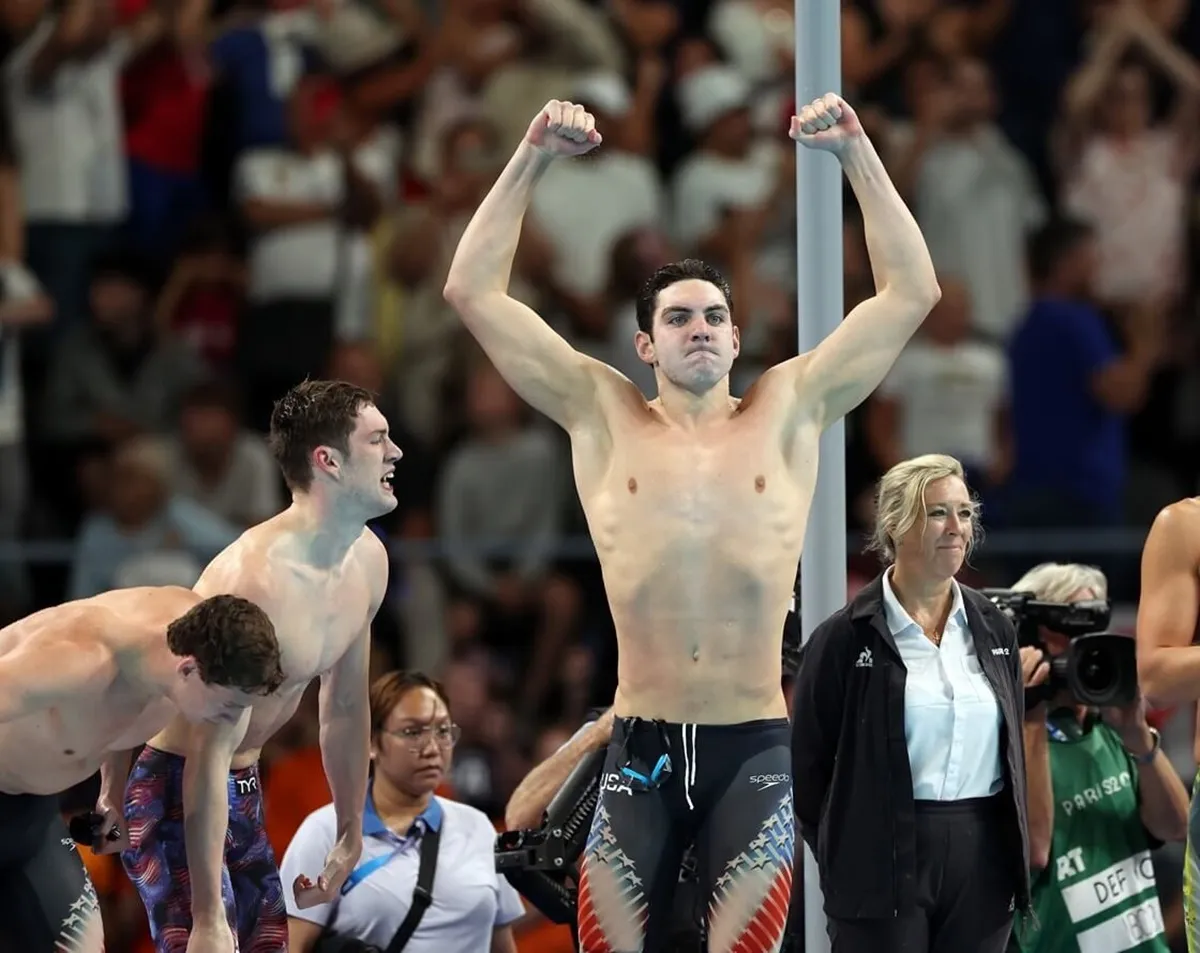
[{"x1": 826, "y1": 797, "x2": 1015, "y2": 953}]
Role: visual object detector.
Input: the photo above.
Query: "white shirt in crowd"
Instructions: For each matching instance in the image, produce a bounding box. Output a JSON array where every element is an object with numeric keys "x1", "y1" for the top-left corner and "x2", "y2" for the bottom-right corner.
[
  {"x1": 877, "y1": 340, "x2": 1008, "y2": 468},
  {"x1": 4, "y1": 17, "x2": 130, "y2": 223}
]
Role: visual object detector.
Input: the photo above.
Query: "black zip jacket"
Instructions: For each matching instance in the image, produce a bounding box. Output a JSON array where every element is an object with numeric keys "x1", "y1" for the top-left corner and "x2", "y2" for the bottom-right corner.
[{"x1": 790, "y1": 573, "x2": 1031, "y2": 920}]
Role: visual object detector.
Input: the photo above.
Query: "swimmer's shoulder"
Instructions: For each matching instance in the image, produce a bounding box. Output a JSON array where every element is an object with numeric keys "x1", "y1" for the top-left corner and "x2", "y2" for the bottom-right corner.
[{"x1": 1148, "y1": 498, "x2": 1200, "y2": 565}]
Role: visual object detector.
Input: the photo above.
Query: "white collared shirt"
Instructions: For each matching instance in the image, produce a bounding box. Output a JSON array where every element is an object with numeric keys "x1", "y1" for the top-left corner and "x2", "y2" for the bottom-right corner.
[
  {"x1": 281, "y1": 796, "x2": 525, "y2": 952},
  {"x1": 882, "y1": 569, "x2": 1004, "y2": 800}
]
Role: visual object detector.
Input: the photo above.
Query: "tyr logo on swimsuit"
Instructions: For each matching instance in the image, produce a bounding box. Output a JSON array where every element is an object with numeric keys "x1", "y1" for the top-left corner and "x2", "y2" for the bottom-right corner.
[{"x1": 234, "y1": 776, "x2": 258, "y2": 796}]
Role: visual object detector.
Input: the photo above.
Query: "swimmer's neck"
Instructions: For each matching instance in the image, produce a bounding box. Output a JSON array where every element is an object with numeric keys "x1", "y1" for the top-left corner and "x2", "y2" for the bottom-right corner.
[
  {"x1": 118, "y1": 635, "x2": 184, "y2": 702},
  {"x1": 275, "y1": 494, "x2": 366, "y2": 567},
  {"x1": 887, "y1": 564, "x2": 955, "y2": 622},
  {"x1": 652, "y1": 375, "x2": 735, "y2": 428}
]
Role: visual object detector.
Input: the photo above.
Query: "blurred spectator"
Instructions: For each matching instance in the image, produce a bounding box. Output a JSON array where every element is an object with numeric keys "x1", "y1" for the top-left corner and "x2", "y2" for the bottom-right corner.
[
  {"x1": 894, "y1": 55, "x2": 1045, "y2": 340},
  {"x1": 670, "y1": 62, "x2": 794, "y2": 382},
  {"x1": 153, "y1": 215, "x2": 246, "y2": 373},
  {"x1": 567, "y1": 226, "x2": 674, "y2": 400},
  {"x1": 867, "y1": 279, "x2": 1011, "y2": 491},
  {"x1": 1006, "y1": 218, "x2": 1162, "y2": 529},
  {"x1": 68, "y1": 436, "x2": 240, "y2": 599},
  {"x1": 528, "y1": 71, "x2": 665, "y2": 308},
  {"x1": 2, "y1": 0, "x2": 180, "y2": 332},
  {"x1": 381, "y1": 116, "x2": 540, "y2": 445},
  {"x1": 436, "y1": 359, "x2": 579, "y2": 717},
  {"x1": 39, "y1": 249, "x2": 204, "y2": 526},
  {"x1": 0, "y1": 96, "x2": 52, "y2": 617},
  {"x1": 119, "y1": 0, "x2": 209, "y2": 262},
  {"x1": 234, "y1": 73, "x2": 382, "y2": 431},
  {"x1": 160, "y1": 379, "x2": 283, "y2": 528},
  {"x1": 1059, "y1": 2, "x2": 1200, "y2": 311}
]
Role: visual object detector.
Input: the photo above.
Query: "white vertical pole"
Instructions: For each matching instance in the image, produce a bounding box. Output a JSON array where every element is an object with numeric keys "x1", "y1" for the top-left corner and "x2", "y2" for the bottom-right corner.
[{"x1": 793, "y1": 0, "x2": 843, "y2": 950}]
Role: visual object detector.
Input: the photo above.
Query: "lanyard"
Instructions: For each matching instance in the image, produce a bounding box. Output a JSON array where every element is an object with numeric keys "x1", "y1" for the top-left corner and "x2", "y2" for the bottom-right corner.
[{"x1": 339, "y1": 836, "x2": 413, "y2": 896}]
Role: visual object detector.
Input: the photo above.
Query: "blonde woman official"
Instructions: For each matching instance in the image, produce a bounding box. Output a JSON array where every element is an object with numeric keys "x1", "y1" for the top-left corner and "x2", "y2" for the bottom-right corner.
[{"x1": 792, "y1": 453, "x2": 1031, "y2": 953}]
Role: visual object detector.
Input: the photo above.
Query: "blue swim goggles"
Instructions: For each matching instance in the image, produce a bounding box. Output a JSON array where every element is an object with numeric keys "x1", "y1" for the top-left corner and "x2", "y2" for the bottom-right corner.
[{"x1": 616, "y1": 719, "x2": 674, "y2": 792}]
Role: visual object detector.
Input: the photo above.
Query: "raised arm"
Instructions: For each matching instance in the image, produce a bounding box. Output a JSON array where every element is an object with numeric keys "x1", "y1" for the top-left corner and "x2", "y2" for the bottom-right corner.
[
  {"x1": 443, "y1": 102, "x2": 610, "y2": 431},
  {"x1": 783, "y1": 95, "x2": 940, "y2": 431},
  {"x1": 1136, "y1": 501, "x2": 1200, "y2": 707}
]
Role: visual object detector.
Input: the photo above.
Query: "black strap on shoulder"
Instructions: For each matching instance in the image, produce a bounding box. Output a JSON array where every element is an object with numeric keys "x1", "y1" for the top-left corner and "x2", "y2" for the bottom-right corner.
[{"x1": 384, "y1": 821, "x2": 441, "y2": 953}]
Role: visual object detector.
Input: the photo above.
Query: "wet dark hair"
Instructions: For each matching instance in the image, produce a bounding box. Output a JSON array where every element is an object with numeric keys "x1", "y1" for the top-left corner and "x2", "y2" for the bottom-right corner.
[
  {"x1": 166, "y1": 595, "x2": 285, "y2": 695},
  {"x1": 268, "y1": 379, "x2": 376, "y2": 492},
  {"x1": 634, "y1": 259, "x2": 733, "y2": 337}
]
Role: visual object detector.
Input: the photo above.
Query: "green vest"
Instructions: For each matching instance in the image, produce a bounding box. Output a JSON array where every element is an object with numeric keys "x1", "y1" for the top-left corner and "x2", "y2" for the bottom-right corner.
[{"x1": 1014, "y1": 711, "x2": 1168, "y2": 953}]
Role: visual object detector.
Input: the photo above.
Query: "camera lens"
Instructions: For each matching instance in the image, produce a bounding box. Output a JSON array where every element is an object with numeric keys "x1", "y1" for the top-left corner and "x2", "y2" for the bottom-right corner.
[{"x1": 1076, "y1": 646, "x2": 1116, "y2": 694}]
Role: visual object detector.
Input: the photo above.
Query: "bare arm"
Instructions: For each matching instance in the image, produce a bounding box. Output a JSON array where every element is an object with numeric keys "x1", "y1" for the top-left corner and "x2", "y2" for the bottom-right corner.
[
  {"x1": 505, "y1": 709, "x2": 614, "y2": 830},
  {"x1": 184, "y1": 711, "x2": 252, "y2": 926},
  {"x1": 1023, "y1": 715, "x2": 1054, "y2": 871},
  {"x1": 287, "y1": 916, "x2": 323, "y2": 953},
  {"x1": 784, "y1": 106, "x2": 940, "y2": 430},
  {"x1": 98, "y1": 749, "x2": 133, "y2": 807},
  {"x1": 491, "y1": 926, "x2": 518, "y2": 953},
  {"x1": 443, "y1": 104, "x2": 607, "y2": 432},
  {"x1": 1137, "y1": 502, "x2": 1200, "y2": 707},
  {"x1": 1122, "y1": 725, "x2": 1190, "y2": 842},
  {"x1": 0, "y1": 630, "x2": 115, "y2": 722},
  {"x1": 318, "y1": 623, "x2": 371, "y2": 851}
]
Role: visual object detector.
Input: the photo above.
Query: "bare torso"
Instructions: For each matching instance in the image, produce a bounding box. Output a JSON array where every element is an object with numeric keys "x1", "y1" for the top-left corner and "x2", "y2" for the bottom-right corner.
[
  {"x1": 149, "y1": 514, "x2": 381, "y2": 770},
  {"x1": 0, "y1": 587, "x2": 200, "y2": 795},
  {"x1": 576, "y1": 368, "x2": 816, "y2": 723}
]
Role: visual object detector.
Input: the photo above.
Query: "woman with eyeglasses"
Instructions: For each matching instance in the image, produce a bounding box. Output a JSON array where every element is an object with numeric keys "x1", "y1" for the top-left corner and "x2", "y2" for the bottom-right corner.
[{"x1": 280, "y1": 670, "x2": 525, "y2": 952}]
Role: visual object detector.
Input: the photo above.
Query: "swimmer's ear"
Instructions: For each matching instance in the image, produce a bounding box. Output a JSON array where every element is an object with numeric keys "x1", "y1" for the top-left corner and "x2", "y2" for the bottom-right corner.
[
  {"x1": 176, "y1": 657, "x2": 199, "y2": 680},
  {"x1": 731, "y1": 323, "x2": 740, "y2": 359},
  {"x1": 634, "y1": 329, "x2": 656, "y2": 367},
  {"x1": 311, "y1": 445, "x2": 342, "y2": 481}
]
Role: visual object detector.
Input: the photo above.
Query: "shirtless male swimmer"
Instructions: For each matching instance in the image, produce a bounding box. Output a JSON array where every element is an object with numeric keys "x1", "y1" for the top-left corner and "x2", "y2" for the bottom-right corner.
[
  {"x1": 1136, "y1": 498, "x2": 1200, "y2": 952},
  {"x1": 443, "y1": 95, "x2": 940, "y2": 953},
  {"x1": 120, "y1": 380, "x2": 401, "y2": 953},
  {"x1": 0, "y1": 587, "x2": 282, "y2": 953}
]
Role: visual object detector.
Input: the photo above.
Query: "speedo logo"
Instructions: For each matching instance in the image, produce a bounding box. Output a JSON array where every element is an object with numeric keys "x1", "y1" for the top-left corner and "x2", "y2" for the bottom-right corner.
[{"x1": 749, "y1": 773, "x2": 790, "y2": 791}]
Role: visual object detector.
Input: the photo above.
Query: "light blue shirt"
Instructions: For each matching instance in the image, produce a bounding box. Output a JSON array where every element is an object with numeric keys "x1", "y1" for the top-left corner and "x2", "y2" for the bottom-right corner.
[
  {"x1": 281, "y1": 788, "x2": 525, "y2": 952},
  {"x1": 882, "y1": 569, "x2": 1004, "y2": 801}
]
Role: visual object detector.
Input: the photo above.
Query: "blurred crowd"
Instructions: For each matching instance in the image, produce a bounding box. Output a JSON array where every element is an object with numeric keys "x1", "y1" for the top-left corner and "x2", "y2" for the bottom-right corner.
[{"x1": 5, "y1": 0, "x2": 1200, "y2": 948}]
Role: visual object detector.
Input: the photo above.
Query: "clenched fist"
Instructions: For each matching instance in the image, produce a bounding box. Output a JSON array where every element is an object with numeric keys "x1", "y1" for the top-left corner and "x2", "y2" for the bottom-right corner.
[
  {"x1": 789, "y1": 93, "x2": 864, "y2": 154},
  {"x1": 525, "y1": 100, "x2": 603, "y2": 158}
]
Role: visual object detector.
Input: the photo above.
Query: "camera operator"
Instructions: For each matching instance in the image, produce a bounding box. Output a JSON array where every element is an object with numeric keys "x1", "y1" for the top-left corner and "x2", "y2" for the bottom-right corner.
[{"x1": 1011, "y1": 563, "x2": 1189, "y2": 953}]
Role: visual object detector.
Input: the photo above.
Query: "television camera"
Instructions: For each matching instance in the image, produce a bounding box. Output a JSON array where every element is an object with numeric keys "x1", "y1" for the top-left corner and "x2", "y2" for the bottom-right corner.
[{"x1": 980, "y1": 588, "x2": 1136, "y2": 708}]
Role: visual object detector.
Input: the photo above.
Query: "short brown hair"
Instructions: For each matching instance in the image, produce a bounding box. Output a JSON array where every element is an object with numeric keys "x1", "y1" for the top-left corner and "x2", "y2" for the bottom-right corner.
[
  {"x1": 369, "y1": 671, "x2": 449, "y2": 735},
  {"x1": 268, "y1": 380, "x2": 375, "y2": 492},
  {"x1": 167, "y1": 595, "x2": 285, "y2": 695}
]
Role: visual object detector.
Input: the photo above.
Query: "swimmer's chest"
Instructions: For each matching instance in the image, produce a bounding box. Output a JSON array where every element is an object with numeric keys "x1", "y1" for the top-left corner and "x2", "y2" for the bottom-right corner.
[
  {"x1": 21, "y1": 693, "x2": 173, "y2": 757},
  {"x1": 263, "y1": 570, "x2": 374, "y2": 680},
  {"x1": 589, "y1": 426, "x2": 810, "y2": 544}
]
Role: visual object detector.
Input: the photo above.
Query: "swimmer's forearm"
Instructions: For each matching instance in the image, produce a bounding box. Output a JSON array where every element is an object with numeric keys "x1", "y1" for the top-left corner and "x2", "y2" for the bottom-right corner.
[
  {"x1": 504, "y1": 714, "x2": 610, "y2": 830},
  {"x1": 183, "y1": 751, "x2": 234, "y2": 923},
  {"x1": 98, "y1": 749, "x2": 133, "y2": 807},
  {"x1": 444, "y1": 141, "x2": 554, "y2": 299},
  {"x1": 838, "y1": 137, "x2": 938, "y2": 302},
  {"x1": 320, "y1": 703, "x2": 369, "y2": 842}
]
